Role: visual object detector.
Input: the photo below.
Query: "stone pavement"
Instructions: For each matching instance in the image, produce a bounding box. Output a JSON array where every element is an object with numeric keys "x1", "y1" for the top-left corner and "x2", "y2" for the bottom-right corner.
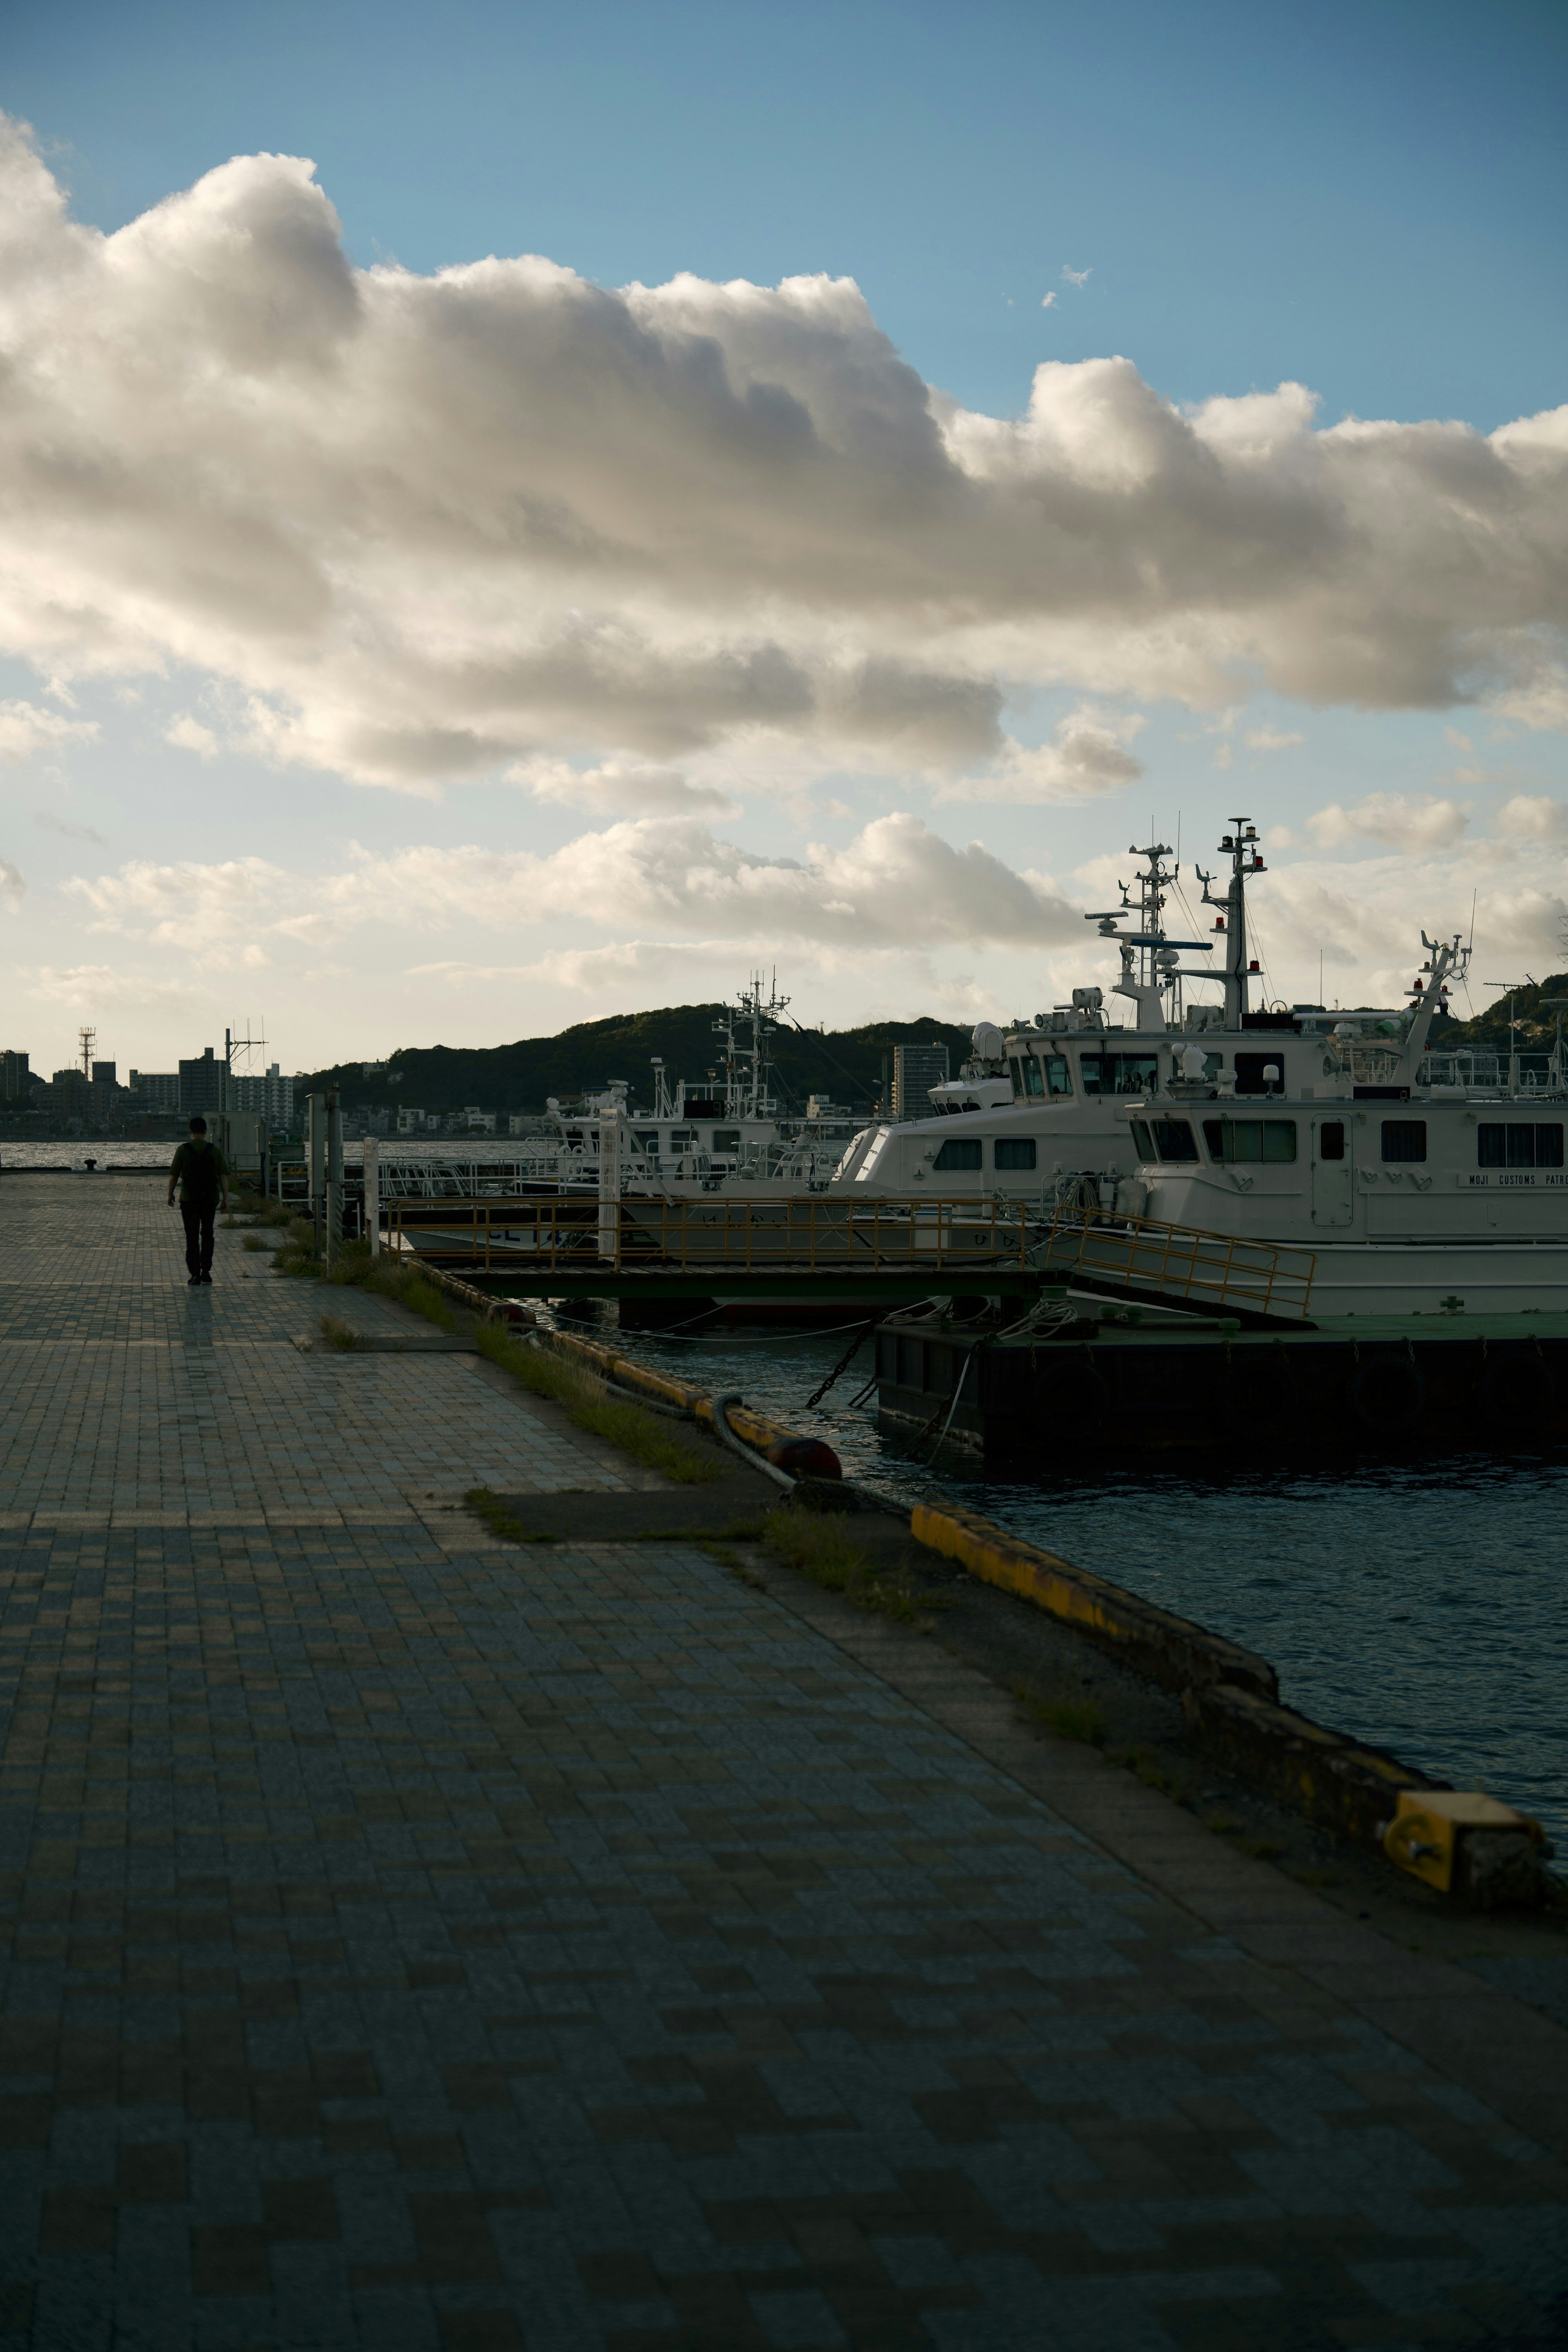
[{"x1": 0, "y1": 1174, "x2": 1565, "y2": 2352}]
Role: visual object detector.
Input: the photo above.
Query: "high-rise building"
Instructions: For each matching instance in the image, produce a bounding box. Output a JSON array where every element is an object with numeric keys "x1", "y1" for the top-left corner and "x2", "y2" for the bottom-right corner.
[
  {"x1": 0, "y1": 1050, "x2": 29, "y2": 1101},
  {"x1": 891, "y1": 1042, "x2": 949, "y2": 1119},
  {"x1": 129, "y1": 1071, "x2": 181, "y2": 1114},
  {"x1": 179, "y1": 1047, "x2": 227, "y2": 1117},
  {"x1": 91, "y1": 1060, "x2": 117, "y2": 1089},
  {"x1": 228, "y1": 1064, "x2": 293, "y2": 1127}
]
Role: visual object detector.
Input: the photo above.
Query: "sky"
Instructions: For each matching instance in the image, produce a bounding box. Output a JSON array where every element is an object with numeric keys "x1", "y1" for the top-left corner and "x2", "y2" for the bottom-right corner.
[{"x1": 2, "y1": 0, "x2": 1566, "y2": 1080}]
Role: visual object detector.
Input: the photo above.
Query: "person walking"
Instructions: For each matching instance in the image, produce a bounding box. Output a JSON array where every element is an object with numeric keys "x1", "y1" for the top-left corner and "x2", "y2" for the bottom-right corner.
[{"x1": 167, "y1": 1116, "x2": 230, "y2": 1285}]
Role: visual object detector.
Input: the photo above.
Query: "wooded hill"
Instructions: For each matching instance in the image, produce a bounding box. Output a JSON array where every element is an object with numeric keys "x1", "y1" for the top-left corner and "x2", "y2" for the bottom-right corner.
[
  {"x1": 298, "y1": 1004, "x2": 979, "y2": 1117},
  {"x1": 1441, "y1": 972, "x2": 1568, "y2": 1050}
]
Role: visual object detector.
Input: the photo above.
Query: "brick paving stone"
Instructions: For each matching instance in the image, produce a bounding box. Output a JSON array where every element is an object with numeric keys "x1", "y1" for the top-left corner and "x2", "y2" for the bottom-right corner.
[{"x1": 0, "y1": 1177, "x2": 1564, "y2": 2350}]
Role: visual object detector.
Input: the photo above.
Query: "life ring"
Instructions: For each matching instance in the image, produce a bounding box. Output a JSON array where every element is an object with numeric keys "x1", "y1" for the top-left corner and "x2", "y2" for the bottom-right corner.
[
  {"x1": 1031, "y1": 1359, "x2": 1110, "y2": 1430},
  {"x1": 1478, "y1": 1350, "x2": 1554, "y2": 1435},
  {"x1": 1350, "y1": 1353, "x2": 1424, "y2": 1436}
]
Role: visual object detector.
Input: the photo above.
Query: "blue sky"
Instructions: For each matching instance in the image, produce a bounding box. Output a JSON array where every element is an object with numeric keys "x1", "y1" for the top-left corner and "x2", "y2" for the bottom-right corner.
[{"x1": 3, "y1": 0, "x2": 1566, "y2": 1073}]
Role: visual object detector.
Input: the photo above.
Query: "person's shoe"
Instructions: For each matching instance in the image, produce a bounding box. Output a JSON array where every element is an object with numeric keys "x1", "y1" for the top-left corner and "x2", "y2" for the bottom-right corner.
[
  {"x1": 201, "y1": 1274, "x2": 214, "y2": 1284},
  {"x1": 187, "y1": 1274, "x2": 200, "y2": 1286}
]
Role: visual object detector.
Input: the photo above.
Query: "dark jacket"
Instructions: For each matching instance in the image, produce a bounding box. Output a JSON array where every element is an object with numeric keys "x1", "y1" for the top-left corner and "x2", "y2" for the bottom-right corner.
[{"x1": 169, "y1": 1139, "x2": 228, "y2": 1206}]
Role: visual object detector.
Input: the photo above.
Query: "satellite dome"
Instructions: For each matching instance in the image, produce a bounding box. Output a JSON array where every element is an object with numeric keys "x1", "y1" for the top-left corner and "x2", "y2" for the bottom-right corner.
[{"x1": 971, "y1": 1021, "x2": 1006, "y2": 1061}]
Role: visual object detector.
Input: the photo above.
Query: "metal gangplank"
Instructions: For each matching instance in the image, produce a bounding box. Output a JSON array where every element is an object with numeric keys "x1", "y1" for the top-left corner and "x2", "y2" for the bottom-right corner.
[
  {"x1": 1032, "y1": 1205, "x2": 1316, "y2": 1325},
  {"x1": 371, "y1": 1190, "x2": 1315, "y2": 1321}
]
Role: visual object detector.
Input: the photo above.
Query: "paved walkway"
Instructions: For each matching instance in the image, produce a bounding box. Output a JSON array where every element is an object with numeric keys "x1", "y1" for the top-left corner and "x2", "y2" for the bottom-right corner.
[{"x1": 0, "y1": 1175, "x2": 1565, "y2": 2351}]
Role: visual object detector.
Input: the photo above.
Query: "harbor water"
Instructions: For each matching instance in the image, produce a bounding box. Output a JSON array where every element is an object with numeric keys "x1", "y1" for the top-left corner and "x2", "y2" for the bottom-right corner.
[{"x1": 545, "y1": 1308, "x2": 1568, "y2": 1852}]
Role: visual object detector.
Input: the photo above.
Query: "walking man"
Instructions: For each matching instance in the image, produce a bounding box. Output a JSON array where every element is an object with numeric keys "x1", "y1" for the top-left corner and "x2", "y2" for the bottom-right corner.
[{"x1": 167, "y1": 1116, "x2": 230, "y2": 1285}]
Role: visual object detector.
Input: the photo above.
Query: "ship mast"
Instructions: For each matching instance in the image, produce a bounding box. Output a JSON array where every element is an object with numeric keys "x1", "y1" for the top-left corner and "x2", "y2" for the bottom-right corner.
[{"x1": 1196, "y1": 818, "x2": 1266, "y2": 1027}]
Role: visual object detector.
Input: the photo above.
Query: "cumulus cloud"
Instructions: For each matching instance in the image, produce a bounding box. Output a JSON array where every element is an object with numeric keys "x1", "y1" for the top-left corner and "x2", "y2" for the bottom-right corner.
[
  {"x1": 64, "y1": 812, "x2": 1080, "y2": 954},
  {"x1": 1062, "y1": 265, "x2": 1092, "y2": 287},
  {"x1": 1496, "y1": 793, "x2": 1568, "y2": 842},
  {"x1": 1305, "y1": 793, "x2": 1469, "y2": 851},
  {"x1": 0, "y1": 117, "x2": 1564, "y2": 797},
  {"x1": 509, "y1": 755, "x2": 733, "y2": 815},
  {"x1": 1040, "y1": 292, "x2": 1058, "y2": 312},
  {"x1": 937, "y1": 704, "x2": 1144, "y2": 803},
  {"x1": 23, "y1": 964, "x2": 198, "y2": 1011},
  {"x1": 0, "y1": 698, "x2": 97, "y2": 762}
]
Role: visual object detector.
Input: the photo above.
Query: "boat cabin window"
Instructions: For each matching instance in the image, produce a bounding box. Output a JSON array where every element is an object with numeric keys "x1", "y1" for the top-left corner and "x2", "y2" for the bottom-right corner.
[
  {"x1": 994, "y1": 1138, "x2": 1037, "y2": 1170},
  {"x1": 1234, "y1": 1054, "x2": 1287, "y2": 1095},
  {"x1": 1478, "y1": 1122, "x2": 1564, "y2": 1168},
  {"x1": 1130, "y1": 1119, "x2": 1154, "y2": 1161},
  {"x1": 1318, "y1": 1121, "x2": 1345, "y2": 1161},
  {"x1": 632, "y1": 1130, "x2": 660, "y2": 1152},
  {"x1": 1148, "y1": 1119, "x2": 1198, "y2": 1162},
  {"x1": 933, "y1": 1138, "x2": 983, "y2": 1172},
  {"x1": 710, "y1": 1128, "x2": 741, "y2": 1153},
  {"x1": 1202, "y1": 1118, "x2": 1297, "y2": 1164},
  {"x1": 669, "y1": 1128, "x2": 697, "y2": 1152},
  {"x1": 1078, "y1": 1051, "x2": 1159, "y2": 1097},
  {"x1": 1012, "y1": 1051, "x2": 1070, "y2": 1100},
  {"x1": 1381, "y1": 1120, "x2": 1427, "y2": 1164}
]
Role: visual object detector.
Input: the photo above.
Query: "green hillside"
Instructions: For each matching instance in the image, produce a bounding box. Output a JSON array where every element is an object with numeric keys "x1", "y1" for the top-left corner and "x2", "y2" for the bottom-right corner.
[
  {"x1": 1442, "y1": 972, "x2": 1568, "y2": 1050},
  {"x1": 298, "y1": 1004, "x2": 979, "y2": 1116}
]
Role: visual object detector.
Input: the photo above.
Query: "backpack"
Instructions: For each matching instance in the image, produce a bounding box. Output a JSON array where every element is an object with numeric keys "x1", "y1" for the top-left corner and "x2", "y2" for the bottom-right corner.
[{"x1": 182, "y1": 1139, "x2": 221, "y2": 1205}]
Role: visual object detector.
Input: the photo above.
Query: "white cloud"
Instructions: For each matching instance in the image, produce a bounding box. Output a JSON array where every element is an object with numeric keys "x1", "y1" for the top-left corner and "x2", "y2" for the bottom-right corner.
[
  {"x1": 23, "y1": 963, "x2": 198, "y2": 1011},
  {"x1": 166, "y1": 713, "x2": 219, "y2": 757},
  {"x1": 1040, "y1": 292, "x2": 1058, "y2": 312},
  {"x1": 1305, "y1": 793, "x2": 1469, "y2": 851},
  {"x1": 0, "y1": 857, "x2": 24, "y2": 909},
  {"x1": 1062, "y1": 265, "x2": 1092, "y2": 287},
  {"x1": 508, "y1": 755, "x2": 733, "y2": 815},
  {"x1": 65, "y1": 854, "x2": 287, "y2": 942},
  {"x1": 0, "y1": 698, "x2": 97, "y2": 762},
  {"x1": 65, "y1": 812, "x2": 1082, "y2": 955},
  {"x1": 1243, "y1": 726, "x2": 1304, "y2": 752},
  {"x1": 937, "y1": 706, "x2": 1145, "y2": 803},
  {"x1": 1495, "y1": 793, "x2": 1568, "y2": 842},
  {"x1": 0, "y1": 117, "x2": 1563, "y2": 801}
]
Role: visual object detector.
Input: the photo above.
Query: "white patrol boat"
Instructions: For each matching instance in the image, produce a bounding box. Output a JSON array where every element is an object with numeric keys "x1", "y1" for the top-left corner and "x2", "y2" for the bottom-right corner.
[
  {"x1": 1107, "y1": 927, "x2": 1568, "y2": 1316},
  {"x1": 832, "y1": 822, "x2": 1419, "y2": 1201},
  {"x1": 518, "y1": 976, "x2": 864, "y2": 1198}
]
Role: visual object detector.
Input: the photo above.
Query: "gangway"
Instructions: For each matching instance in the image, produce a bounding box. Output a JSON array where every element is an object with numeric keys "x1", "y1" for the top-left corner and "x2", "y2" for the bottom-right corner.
[{"x1": 1031, "y1": 1205, "x2": 1316, "y2": 1325}]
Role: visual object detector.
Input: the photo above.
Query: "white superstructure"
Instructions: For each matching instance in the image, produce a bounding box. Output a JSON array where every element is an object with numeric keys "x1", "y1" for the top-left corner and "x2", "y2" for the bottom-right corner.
[{"x1": 833, "y1": 823, "x2": 1424, "y2": 1202}]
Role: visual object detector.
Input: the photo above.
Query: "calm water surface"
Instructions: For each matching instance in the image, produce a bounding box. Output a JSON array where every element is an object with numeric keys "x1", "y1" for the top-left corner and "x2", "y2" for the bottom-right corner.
[{"x1": 554, "y1": 1309, "x2": 1568, "y2": 1849}]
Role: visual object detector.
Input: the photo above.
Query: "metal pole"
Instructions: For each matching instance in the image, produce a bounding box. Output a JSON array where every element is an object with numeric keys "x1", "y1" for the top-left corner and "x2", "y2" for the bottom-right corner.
[
  {"x1": 598, "y1": 1111, "x2": 621, "y2": 1265},
  {"x1": 363, "y1": 1136, "x2": 381, "y2": 1258},
  {"x1": 307, "y1": 1093, "x2": 326, "y2": 1259},
  {"x1": 324, "y1": 1089, "x2": 343, "y2": 1261}
]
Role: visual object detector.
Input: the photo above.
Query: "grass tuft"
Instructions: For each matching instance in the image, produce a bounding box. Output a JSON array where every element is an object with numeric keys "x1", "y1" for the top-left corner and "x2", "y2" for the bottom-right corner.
[
  {"x1": 242, "y1": 1234, "x2": 268, "y2": 1253},
  {"x1": 760, "y1": 1506, "x2": 941, "y2": 1626},
  {"x1": 465, "y1": 1486, "x2": 559, "y2": 1544},
  {"x1": 1016, "y1": 1687, "x2": 1106, "y2": 1746},
  {"x1": 473, "y1": 1322, "x2": 721, "y2": 1485},
  {"x1": 318, "y1": 1313, "x2": 372, "y2": 1352}
]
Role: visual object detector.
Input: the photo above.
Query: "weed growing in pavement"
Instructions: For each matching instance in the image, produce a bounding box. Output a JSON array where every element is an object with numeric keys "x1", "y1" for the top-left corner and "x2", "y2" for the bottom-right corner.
[
  {"x1": 760, "y1": 1506, "x2": 944, "y2": 1627},
  {"x1": 1110, "y1": 1744, "x2": 1194, "y2": 1804},
  {"x1": 1015, "y1": 1686, "x2": 1106, "y2": 1746},
  {"x1": 472, "y1": 1322, "x2": 721, "y2": 1486},
  {"x1": 271, "y1": 1218, "x2": 324, "y2": 1277},
  {"x1": 318, "y1": 1313, "x2": 372, "y2": 1352},
  {"x1": 464, "y1": 1487, "x2": 559, "y2": 1544},
  {"x1": 242, "y1": 1235, "x2": 268, "y2": 1253}
]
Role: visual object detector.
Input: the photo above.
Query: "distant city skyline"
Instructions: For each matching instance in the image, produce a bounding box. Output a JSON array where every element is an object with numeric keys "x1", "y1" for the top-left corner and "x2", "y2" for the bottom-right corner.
[{"x1": 2, "y1": 0, "x2": 1566, "y2": 1070}]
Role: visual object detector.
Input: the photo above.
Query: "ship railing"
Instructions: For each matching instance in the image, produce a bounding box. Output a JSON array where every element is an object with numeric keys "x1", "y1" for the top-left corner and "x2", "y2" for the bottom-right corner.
[
  {"x1": 1031, "y1": 1205, "x2": 1316, "y2": 1322},
  {"x1": 381, "y1": 1192, "x2": 1039, "y2": 1273}
]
